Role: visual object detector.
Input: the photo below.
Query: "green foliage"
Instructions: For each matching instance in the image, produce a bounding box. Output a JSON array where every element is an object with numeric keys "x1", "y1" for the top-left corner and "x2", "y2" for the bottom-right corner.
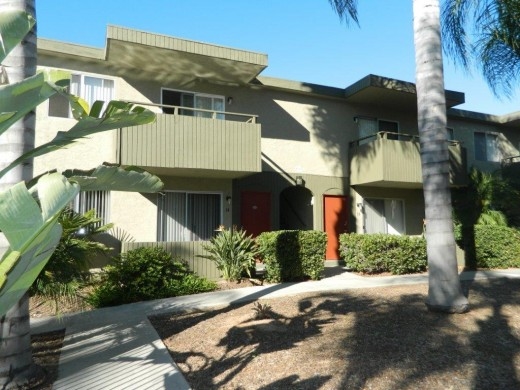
[
  {"x1": 30, "y1": 208, "x2": 111, "y2": 312},
  {"x1": 87, "y1": 247, "x2": 216, "y2": 307},
  {"x1": 256, "y1": 230, "x2": 327, "y2": 282},
  {"x1": 452, "y1": 168, "x2": 520, "y2": 269},
  {"x1": 0, "y1": 10, "x2": 162, "y2": 317},
  {"x1": 452, "y1": 168, "x2": 516, "y2": 228},
  {"x1": 252, "y1": 301, "x2": 272, "y2": 319},
  {"x1": 200, "y1": 226, "x2": 259, "y2": 281},
  {"x1": 339, "y1": 233, "x2": 427, "y2": 275},
  {"x1": 456, "y1": 225, "x2": 520, "y2": 269}
]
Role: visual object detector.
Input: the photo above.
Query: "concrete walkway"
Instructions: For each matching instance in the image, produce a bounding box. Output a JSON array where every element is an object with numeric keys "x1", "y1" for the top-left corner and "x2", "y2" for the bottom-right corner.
[{"x1": 30, "y1": 268, "x2": 520, "y2": 390}]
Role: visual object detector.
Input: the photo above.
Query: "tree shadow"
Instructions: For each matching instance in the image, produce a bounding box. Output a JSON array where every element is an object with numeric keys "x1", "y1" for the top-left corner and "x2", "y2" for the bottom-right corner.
[
  {"x1": 152, "y1": 278, "x2": 520, "y2": 389},
  {"x1": 336, "y1": 277, "x2": 520, "y2": 389}
]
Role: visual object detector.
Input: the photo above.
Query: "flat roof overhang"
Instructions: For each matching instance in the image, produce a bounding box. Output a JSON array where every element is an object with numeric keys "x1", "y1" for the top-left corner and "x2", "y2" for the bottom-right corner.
[
  {"x1": 39, "y1": 25, "x2": 268, "y2": 86},
  {"x1": 344, "y1": 74, "x2": 465, "y2": 110}
]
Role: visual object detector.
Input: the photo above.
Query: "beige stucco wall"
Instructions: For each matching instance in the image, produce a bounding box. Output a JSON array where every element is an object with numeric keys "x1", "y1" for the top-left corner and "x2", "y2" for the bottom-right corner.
[
  {"x1": 447, "y1": 117, "x2": 519, "y2": 173},
  {"x1": 34, "y1": 47, "x2": 520, "y2": 243}
]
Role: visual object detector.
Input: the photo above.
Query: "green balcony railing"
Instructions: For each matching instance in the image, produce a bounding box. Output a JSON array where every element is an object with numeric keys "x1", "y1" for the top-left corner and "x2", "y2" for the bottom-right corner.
[{"x1": 349, "y1": 131, "x2": 467, "y2": 188}]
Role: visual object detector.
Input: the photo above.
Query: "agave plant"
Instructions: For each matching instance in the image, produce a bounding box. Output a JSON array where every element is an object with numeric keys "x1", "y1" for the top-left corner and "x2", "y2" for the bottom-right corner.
[{"x1": 200, "y1": 226, "x2": 259, "y2": 281}]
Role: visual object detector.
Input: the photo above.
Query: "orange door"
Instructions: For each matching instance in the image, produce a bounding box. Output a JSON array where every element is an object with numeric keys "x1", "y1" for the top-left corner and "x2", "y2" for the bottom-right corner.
[
  {"x1": 240, "y1": 191, "x2": 271, "y2": 237},
  {"x1": 323, "y1": 195, "x2": 349, "y2": 260}
]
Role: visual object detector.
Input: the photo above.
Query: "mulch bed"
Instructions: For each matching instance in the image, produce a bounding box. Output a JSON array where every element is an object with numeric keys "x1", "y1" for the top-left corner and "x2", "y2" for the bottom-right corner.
[{"x1": 150, "y1": 277, "x2": 520, "y2": 390}]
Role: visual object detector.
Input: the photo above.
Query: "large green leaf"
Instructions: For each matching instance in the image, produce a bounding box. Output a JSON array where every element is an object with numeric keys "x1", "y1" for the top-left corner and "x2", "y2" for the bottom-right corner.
[
  {"x1": 0, "y1": 70, "x2": 70, "y2": 136},
  {"x1": 0, "y1": 100, "x2": 156, "y2": 179},
  {"x1": 0, "y1": 10, "x2": 35, "y2": 63},
  {"x1": 62, "y1": 164, "x2": 164, "y2": 193},
  {"x1": 0, "y1": 173, "x2": 79, "y2": 316},
  {"x1": 0, "y1": 224, "x2": 61, "y2": 316}
]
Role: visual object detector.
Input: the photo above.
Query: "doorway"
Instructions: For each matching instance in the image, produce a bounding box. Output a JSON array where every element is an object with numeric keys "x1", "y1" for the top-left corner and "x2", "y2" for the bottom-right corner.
[
  {"x1": 323, "y1": 195, "x2": 349, "y2": 260},
  {"x1": 240, "y1": 191, "x2": 271, "y2": 237}
]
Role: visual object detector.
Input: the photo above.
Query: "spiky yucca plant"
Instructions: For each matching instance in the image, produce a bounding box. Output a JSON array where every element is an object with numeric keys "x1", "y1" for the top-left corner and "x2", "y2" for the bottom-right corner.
[{"x1": 200, "y1": 226, "x2": 259, "y2": 281}]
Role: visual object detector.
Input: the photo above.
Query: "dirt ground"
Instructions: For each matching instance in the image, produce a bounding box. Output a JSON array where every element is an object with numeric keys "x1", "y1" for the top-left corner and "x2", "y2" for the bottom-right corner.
[
  {"x1": 28, "y1": 276, "x2": 520, "y2": 389},
  {"x1": 150, "y1": 277, "x2": 520, "y2": 390}
]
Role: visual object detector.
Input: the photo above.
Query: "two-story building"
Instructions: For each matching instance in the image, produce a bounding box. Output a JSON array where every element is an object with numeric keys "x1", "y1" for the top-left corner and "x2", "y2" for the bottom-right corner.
[{"x1": 34, "y1": 26, "x2": 520, "y2": 265}]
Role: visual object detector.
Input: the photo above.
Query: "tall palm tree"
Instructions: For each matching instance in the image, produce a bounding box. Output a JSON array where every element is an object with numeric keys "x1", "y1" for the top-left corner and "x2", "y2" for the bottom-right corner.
[
  {"x1": 329, "y1": 0, "x2": 469, "y2": 312},
  {"x1": 442, "y1": 0, "x2": 520, "y2": 98},
  {"x1": 0, "y1": 0, "x2": 39, "y2": 388}
]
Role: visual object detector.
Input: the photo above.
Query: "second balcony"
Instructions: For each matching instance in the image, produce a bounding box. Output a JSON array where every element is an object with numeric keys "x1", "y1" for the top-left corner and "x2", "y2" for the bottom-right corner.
[
  {"x1": 349, "y1": 132, "x2": 468, "y2": 188},
  {"x1": 117, "y1": 104, "x2": 262, "y2": 179}
]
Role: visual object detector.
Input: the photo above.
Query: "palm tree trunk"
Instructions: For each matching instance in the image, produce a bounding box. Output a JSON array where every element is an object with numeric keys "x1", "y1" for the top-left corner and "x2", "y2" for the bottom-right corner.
[
  {"x1": 413, "y1": 0, "x2": 468, "y2": 313},
  {"x1": 0, "y1": 0, "x2": 40, "y2": 387}
]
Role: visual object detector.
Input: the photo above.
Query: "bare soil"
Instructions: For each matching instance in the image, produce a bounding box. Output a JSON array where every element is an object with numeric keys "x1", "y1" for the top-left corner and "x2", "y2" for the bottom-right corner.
[
  {"x1": 27, "y1": 275, "x2": 520, "y2": 389},
  {"x1": 150, "y1": 277, "x2": 520, "y2": 390}
]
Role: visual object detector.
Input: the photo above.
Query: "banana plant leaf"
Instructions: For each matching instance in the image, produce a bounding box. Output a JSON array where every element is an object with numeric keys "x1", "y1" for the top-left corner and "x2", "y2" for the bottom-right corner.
[
  {"x1": 0, "y1": 70, "x2": 70, "y2": 136},
  {"x1": 0, "y1": 100, "x2": 156, "y2": 179},
  {"x1": 0, "y1": 10, "x2": 35, "y2": 64},
  {"x1": 62, "y1": 164, "x2": 164, "y2": 193},
  {"x1": 0, "y1": 173, "x2": 79, "y2": 316}
]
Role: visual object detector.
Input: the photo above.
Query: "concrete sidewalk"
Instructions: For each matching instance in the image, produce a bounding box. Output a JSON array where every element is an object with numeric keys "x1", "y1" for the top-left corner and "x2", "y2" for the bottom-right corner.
[{"x1": 30, "y1": 268, "x2": 520, "y2": 390}]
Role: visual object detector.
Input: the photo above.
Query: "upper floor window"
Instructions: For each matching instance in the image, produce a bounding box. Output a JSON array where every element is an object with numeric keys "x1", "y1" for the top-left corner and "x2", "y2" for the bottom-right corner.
[
  {"x1": 161, "y1": 89, "x2": 225, "y2": 119},
  {"x1": 357, "y1": 117, "x2": 399, "y2": 144},
  {"x1": 474, "y1": 131, "x2": 500, "y2": 162},
  {"x1": 48, "y1": 74, "x2": 114, "y2": 118}
]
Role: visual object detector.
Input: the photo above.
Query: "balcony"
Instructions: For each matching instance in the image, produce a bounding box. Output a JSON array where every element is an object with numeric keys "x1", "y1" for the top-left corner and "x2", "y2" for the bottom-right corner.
[
  {"x1": 349, "y1": 132, "x2": 467, "y2": 188},
  {"x1": 117, "y1": 103, "x2": 261, "y2": 179},
  {"x1": 501, "y1": 155, "x2": 520, "y2": 181}
]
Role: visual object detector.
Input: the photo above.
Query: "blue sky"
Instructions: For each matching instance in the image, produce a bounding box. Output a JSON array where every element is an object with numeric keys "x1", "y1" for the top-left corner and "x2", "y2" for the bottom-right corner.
[{"x1": 37, "y1": 0, "x2": 518, "y2": 115}]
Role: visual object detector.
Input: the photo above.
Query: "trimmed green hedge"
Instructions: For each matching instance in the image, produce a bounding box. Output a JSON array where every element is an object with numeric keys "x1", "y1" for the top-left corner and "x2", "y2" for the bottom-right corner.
[
  {"x1": 455, "y1": 224, "x2": 520, "y2": 268},
  {"x1": 256, "y1": 230, "x2": 327, "y2": 282},
  {"x1": 339, "y1": 233, "x2": 427, "y2": 275}
]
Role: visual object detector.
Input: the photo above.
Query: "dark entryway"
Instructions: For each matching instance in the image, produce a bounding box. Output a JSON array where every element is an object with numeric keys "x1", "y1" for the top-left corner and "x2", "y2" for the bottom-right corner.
[{"x1": 280, "y1": 186, "x2": 314, "y2": 230}]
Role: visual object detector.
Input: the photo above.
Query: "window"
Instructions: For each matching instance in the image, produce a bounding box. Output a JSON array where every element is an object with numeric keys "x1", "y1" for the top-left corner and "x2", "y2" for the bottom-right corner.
[
  {"x1": 48, "y1": 74, "x2": 114, "y2": 118},
  {"x1": 72, "y1": 190, "x2": 111, "y2": 229},
  {"x1": 161, "y1": 89, "x2": 225, "y2": 119},
  {"x1": 356, "y1": 117, "x2": 399, "y2": 144},
  {"x1": 157, "y1": 191, "x2": 222, "y2": 241},
  {"x1": 363, "y1": 198, "x2": 405, "y2": 235},
  {"x1": 474, "y1": 131, "x2": 500, "y2": 162}
]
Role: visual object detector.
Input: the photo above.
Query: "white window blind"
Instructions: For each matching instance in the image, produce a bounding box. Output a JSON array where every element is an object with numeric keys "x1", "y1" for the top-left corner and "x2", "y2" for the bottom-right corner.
[{"x1": 157, "y1": 192, "x2": 221, "y2": 241}]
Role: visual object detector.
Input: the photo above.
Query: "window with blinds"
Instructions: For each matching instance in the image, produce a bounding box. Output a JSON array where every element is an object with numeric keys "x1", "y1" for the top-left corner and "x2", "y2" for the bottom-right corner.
[
  {"x1": 72, "y1": 190, "x2": 111, "y2": 227},
  {"x1": 157, "y1": 191, "x2": 222, "y2": 241}
]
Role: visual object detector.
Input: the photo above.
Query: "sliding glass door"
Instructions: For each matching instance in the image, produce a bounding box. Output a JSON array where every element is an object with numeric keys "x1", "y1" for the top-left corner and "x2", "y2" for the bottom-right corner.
[{"x1": 157, "y1": 192, "x2": 222, "y2": 241}]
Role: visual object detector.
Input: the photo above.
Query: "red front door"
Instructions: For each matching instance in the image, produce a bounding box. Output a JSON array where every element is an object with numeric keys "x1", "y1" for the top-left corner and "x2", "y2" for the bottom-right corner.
[
  {"x1": 323, "y1": 195, "x2": 349, "y2": 260},
  {"x1": 240, "y1": 191, "x2": 271, "y2": 237}
]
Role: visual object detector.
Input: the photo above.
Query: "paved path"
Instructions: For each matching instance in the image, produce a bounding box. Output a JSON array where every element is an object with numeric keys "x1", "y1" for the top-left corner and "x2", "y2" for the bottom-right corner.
[{"x1": 31, "y1": 268, "x2": 520, "y2": 390}]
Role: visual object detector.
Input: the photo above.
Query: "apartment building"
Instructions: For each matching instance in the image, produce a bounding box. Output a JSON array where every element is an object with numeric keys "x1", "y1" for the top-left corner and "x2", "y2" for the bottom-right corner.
[{"x1": 34, "y1": 26, "x2": 520, "y2": 263}]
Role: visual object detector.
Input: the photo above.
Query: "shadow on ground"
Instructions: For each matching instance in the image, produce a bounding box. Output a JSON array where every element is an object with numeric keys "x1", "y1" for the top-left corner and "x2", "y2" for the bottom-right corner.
[{"x1": 151, "y1": 277, "x2": 520, "y2": 389}]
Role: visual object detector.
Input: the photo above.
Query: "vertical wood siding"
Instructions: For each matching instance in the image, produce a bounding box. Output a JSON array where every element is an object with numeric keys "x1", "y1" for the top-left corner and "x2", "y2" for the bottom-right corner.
[
  {"x1": 350, "y1": 137, "x2": 466, "y2": 187},
  {"x1": 119, "y1": 115, "x2": 261, "y2": 173}
]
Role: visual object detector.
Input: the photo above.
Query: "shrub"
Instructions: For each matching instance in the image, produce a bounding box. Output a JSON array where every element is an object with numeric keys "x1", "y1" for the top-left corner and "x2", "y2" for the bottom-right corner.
[
  {"x1": 87, "y1": 246, "x2": 217, "y2": 307},
  {"x1": 31, "y1": 207, "x2": 112, "y2": 313},
  {"x1": 339, "y1": 233, "x2": 427, "y2": 275},
  {"x1": 256, "y1": 230, "x2": 327, "y2": 282},
  {"x1": 472, "y1": 225, "x2": 520, "y2": 268},
  {"x1": 199, "y1": 226, "x2": 259, "y2": 281}
]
